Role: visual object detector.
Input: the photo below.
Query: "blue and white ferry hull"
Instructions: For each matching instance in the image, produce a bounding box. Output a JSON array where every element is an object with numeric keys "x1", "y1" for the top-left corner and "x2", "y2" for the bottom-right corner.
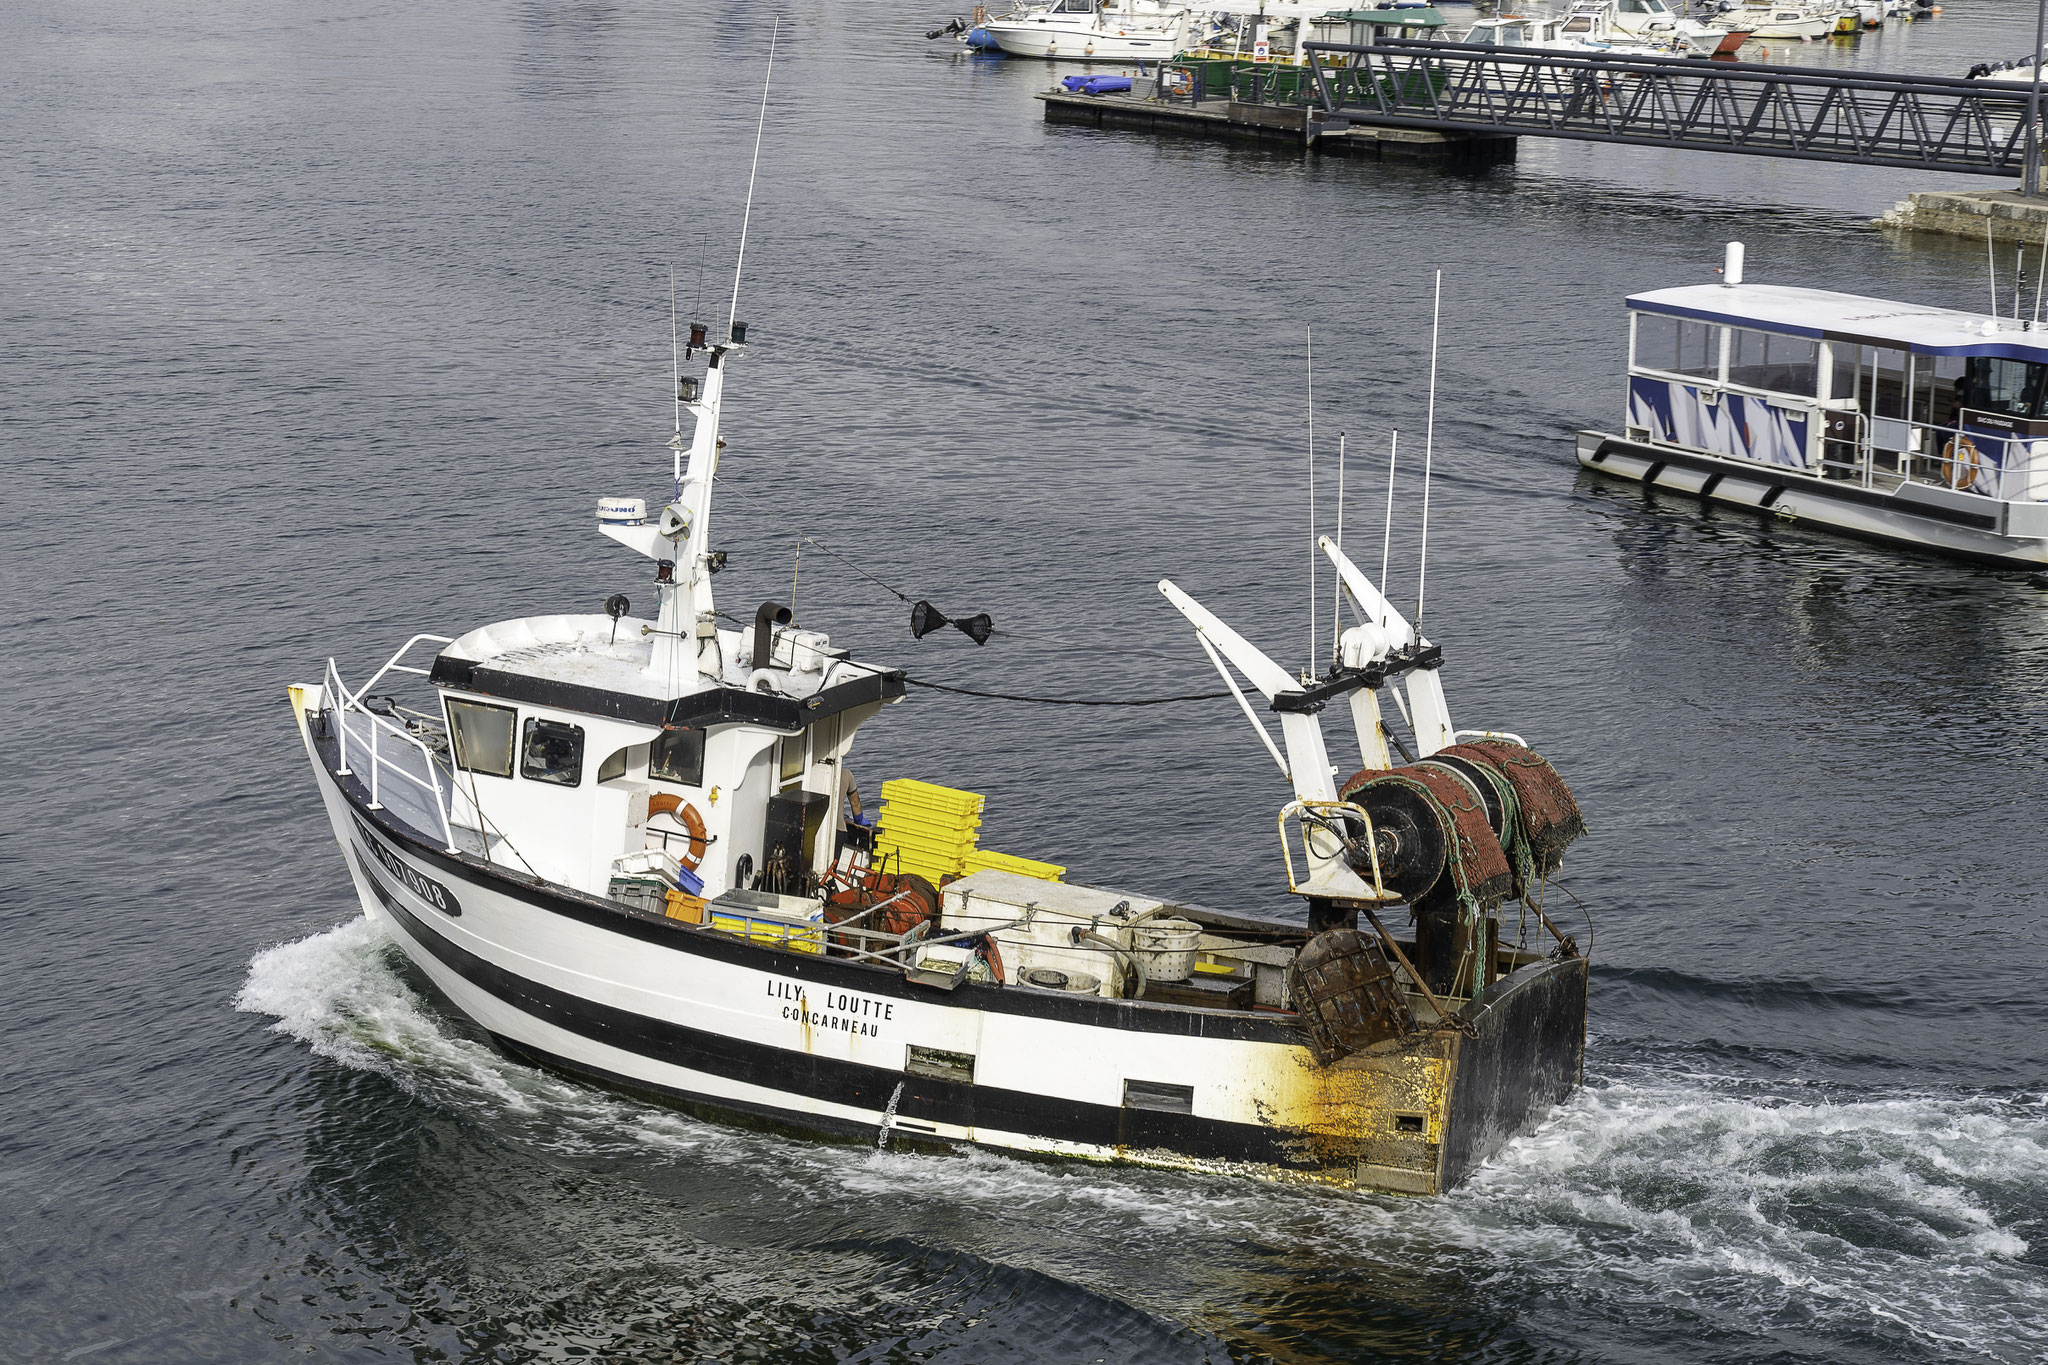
[{"x1": 1576, "y1": 431, "x2": 2048, "y2": 568}]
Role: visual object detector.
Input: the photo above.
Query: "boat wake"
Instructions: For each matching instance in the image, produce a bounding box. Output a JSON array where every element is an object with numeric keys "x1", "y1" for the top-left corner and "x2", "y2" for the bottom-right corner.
[{"x1": 238, "y1": 920, "x2": 2048, "y2": 1364}]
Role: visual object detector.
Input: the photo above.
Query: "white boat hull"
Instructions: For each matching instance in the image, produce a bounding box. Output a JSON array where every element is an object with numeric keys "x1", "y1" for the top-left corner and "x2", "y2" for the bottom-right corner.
[
  {"x1": 983, "y1": 16, "x2": 1186, "y2": 60},
  {"x1": 1730, "y1": 14, "x2": 1834, "y2": 38},
  {"x1": 1576, "y1": 431, "x2": 2048, "y2": 566},
  {"x1": 291, "y1": 691, "x2": 1588, "y2": 1194}
]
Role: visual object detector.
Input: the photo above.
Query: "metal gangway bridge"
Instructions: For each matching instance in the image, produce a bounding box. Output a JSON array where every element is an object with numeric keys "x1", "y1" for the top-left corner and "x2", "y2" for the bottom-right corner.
[{"x1": 1221, "y1": 39, "x2": 2043, "y2": 179}]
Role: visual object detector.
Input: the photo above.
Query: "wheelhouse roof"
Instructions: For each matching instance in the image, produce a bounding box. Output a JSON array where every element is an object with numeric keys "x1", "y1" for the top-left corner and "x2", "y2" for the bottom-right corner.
[{"x1": 1627, "y1": 283, "x2": 2048, "y2": 362}]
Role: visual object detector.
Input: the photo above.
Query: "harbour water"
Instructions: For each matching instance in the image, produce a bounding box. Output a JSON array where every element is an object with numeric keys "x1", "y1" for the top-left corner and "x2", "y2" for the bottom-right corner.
[{"x1": 5, "y1": 1, "x2": 2046, "y2": 1360}]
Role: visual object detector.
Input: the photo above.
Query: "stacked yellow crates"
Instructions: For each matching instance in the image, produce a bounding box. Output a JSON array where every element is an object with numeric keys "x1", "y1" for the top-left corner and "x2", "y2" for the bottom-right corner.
[
  {"x1": 961, "y1": 848, "x2": 1067, "y2": 881},
  {"x1": 873, "y1": 779, "x2": 984, "y2": 884}
]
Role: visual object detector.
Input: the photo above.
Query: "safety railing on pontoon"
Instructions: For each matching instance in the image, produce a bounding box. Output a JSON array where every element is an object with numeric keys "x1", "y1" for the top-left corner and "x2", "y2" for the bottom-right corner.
[
  {"x1": 1814, "y1": 418, "x2": 2048, "y2": 500},
  {"x1": 323, "y1": 634, "x2": 458, "y2": 853}
]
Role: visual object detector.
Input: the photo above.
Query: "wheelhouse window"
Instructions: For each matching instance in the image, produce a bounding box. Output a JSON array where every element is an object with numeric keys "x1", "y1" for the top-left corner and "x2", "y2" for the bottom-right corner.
[
  {"x1": 520, "y1": 717, "x2": 585, "y2": 787},
  {"x1": 1963, "y1": 357, "x2": 2048, "y2": 418},
  {"x1": 1633, "y1": 313, "x2": 1720, "y2": 382},
  {"x1": 1727, "y1": 328, "x2": 1819, "y2": 397},
  {"x1": 447, "y1": 698, "x2": 516, "y2": 778},
  {"x1": 778, "y1": 733, "x2": 806, "y2": 787},
  {"x1": 650, "y1": 727, "x2": 705, "y2": 786}
]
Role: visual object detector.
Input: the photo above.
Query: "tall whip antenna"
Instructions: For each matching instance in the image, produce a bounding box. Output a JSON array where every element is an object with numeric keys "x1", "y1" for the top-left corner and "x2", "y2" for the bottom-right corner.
[
  {"x1": 1379, "y1": 430, "x2": 1399, "y2": 637},
  {"x1": 730, "y1": 15, "x2": 781, "y2": 335},
  {"x1": 1415, "y1": 268, "x2": 1442, "y2": 634},
  {"x1": 1987, "y1": 218, "x2": 1999, "y2": 321},
  {"x1": 1307, "y1": 325, "x2": 1316, "y2": 678},
  {"x1": 670, "y1": 263, "x2": 682, "y2": 437},
  {"x1": 1333, "y1": 430, "x2": 1346, "y2": 661},
  {"x1": 2035, "y1": 240, "x2": 2045, "y2": 327}
]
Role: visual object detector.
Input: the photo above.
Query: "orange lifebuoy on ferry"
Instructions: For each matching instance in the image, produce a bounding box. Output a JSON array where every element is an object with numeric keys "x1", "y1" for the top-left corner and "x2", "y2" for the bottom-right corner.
[
  {"x1": 1942, "y1": 435, "x2": 1982, "y2": 491},
  {"x1": 647, "y1": 793, "x2": 709, "y2": 870}
]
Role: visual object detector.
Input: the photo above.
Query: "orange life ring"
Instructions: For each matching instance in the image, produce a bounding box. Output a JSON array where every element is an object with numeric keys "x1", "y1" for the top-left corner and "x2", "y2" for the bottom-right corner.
[
  {"x1": 647, "y1": 792, "x2": 709, "y2": 870},
  {"x1": 1942, "y1": 435, "x2": 1982, "y2": 491}
]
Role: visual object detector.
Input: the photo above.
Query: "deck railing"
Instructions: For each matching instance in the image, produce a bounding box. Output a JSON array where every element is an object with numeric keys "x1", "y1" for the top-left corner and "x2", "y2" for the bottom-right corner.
[{"x1": 324, "y1": 633, "x2": 458, "y2": 853}]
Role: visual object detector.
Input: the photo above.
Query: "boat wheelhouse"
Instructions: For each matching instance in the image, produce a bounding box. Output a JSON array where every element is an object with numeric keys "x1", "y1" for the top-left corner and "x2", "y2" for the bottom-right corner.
[{"x1": 1577, "y1": 244, "x2": 2048, "y2": 567}]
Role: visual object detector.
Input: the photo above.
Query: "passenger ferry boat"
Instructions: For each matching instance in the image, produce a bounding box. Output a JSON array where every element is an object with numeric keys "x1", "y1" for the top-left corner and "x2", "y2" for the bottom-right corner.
[
  {"x1": 1577, "y1": 244, "x2": 2048, "y2": 567},
  {"x1": 288, "y1": 308, "x2": 1592, "y2": 1196}
]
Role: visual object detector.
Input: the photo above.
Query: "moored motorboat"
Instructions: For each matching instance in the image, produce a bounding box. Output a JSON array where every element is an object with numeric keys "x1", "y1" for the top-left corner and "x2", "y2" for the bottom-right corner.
[
  {"x1": 975, "y1": 0, "x2": 1195, "y2": 60},
  {"x1": 1712, "y1": 2, "x2": 1833, "y2": 39},
  {"x1": 1577, "y1": 242, "x2": 2048, "y2": 567},
  {"x1": 1599, "y1": 0, "x2": 1730, "y2": 55},
  {"x1": 288, "y1": 234, "x2": 1595, "y2": 1195}
]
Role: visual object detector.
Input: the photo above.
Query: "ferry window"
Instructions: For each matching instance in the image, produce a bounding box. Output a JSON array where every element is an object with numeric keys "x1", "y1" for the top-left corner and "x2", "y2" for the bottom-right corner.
[
  {"x1": 520, "y1": 717, "x2": 584, "y2": 787},
  {"x1": 779, "y1": 733, "x2": 806, "y2": 785},
  {"x1": 1634, "y1": 314, "x2": 1719, "y2": 381},
  {"x1": 1913, "y1": 353, "x2": 1968, "y2": 430},
  {"x1": 1728, "y1": 328, "x2": 1819, "y2": 396},
  {"x1": 1964, "y1": 357, "x2": 2048, "y2": 418},
  {"x1": 650, "y1": 727, "x2": 705, "y2": 786},
  {"x1": 447, "y1": 699, "x2": 516, "y2": 778},
  {"x1": 1867, "y1": 347, "x2": 1910, "y2": 419}
]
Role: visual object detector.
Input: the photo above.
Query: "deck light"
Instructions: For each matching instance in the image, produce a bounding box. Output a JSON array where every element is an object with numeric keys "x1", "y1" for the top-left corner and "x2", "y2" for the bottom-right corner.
[
  {"x1": 731, "y1": 321, "x2": 749, "y2": 344},
  {"x1": 678, "y1": 375, "x2": 700, "y2": 403}
]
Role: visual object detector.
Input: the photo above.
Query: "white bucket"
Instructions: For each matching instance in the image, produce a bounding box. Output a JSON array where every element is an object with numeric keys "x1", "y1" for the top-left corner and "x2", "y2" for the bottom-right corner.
[{"x1": 1131, "y1": 918, "x2": 1201, "y2": 983}]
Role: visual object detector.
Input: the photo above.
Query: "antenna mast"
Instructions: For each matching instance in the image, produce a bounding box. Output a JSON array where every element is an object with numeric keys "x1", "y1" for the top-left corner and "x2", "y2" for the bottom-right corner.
[
  {"x1": 1379, "y1": 430, "x2": 1398, "y2": 637},
  {"x1": 1307, "y1": 325, "x2": 1316, "y2": 678},
  {"x1": 730, "y1": 16, "x2": 781, "y2": 335},
  {"x1": 1415, "y1": 269, "x2": 1441, "y2": 634},
  {"x1": 1988, "y1": 219, "x2": 2000, "y2": 321},
  {"x1": 670, "y1": 263, "x2": 682, "y2": 440},
  {"x1": 1333, "y1": 430, "x2": 1345, "y2": 663}
]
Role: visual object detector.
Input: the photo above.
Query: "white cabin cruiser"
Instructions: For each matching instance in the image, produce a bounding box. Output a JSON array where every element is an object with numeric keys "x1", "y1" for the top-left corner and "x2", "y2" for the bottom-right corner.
[
  {"x1": 289, "y1": 314, "x2": 1593, "y2": 1196},
  {"x1": 1590, "y1": 0, "x2": 1735, "y2": 55},
  {"x1": 1712, "y1": 2, "x2": 1834, "y2": 39},
  {"x1": 1457, "y1": 9, "x2": 1692, "y2": 60},
  {"x1": 978, "y1": 0, "x2": 1195, "y2": 60},
  {"x1": 1578, "y1": 243, "x2": 2048, "y2": 567}
]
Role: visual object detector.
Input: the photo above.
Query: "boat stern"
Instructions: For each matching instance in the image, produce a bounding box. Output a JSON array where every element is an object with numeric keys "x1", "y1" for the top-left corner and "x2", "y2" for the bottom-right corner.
[{"x1": 1254, "y1": 953, "x2": 1589, "y2": 1195}]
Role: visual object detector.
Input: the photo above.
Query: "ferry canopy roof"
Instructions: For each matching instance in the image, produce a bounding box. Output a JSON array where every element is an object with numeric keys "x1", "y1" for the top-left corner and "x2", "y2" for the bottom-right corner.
[{"x1": 1628, "y1": 283, "x2": 2048, "y2": 361}]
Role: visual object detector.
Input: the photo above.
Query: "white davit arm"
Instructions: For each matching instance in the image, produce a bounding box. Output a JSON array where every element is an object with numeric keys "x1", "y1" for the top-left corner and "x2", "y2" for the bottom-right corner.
[
  {"x1": 1158, "y1": 579, "x2": 1338, "y2": 803},
  {"x1": 1317, "y1": 536, "x2": 1456, "y2": 759}
]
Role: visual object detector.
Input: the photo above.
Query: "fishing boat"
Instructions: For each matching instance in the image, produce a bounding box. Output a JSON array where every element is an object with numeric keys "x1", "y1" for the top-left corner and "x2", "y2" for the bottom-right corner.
[
  {"x1": 1576, "y1": 242, "x2": 2048, "y2": 567},
  {"x1": 287, "y1": 155, "x2": 1593, "y2": 1195}
]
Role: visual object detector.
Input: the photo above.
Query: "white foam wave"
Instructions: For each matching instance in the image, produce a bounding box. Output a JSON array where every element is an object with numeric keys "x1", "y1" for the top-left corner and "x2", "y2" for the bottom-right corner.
[
  {"x1": 1428, "y1": 1071, "x2": 2048, "y2": 1362},
  {"x1": 237, "y1": 920, "x2": 2048, "y2": 1362}
]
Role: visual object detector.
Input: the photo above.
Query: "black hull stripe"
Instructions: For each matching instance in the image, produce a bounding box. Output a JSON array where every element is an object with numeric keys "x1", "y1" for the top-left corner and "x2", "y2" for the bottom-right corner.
[
  {"x1": 1585, "y1": 436, "x2": 2004, "y2": 532},
  {"x1": 347, "y1": 843, "x2": 1327, "y2": 1172},
  {"x1": 315, "y1": 730, "x2": 1305, "y2": 1045}
]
